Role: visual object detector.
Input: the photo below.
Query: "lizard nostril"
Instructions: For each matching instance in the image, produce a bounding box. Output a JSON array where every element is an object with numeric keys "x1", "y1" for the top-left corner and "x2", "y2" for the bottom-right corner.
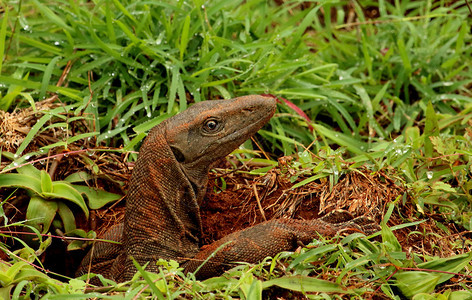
[{"x1": 241, "y1": 106, "x2": 256, "y2": 113}]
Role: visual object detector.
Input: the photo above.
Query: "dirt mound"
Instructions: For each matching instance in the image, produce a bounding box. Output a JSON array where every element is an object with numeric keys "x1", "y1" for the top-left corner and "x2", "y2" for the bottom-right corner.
[{"x1": 200, "y1": 166, "x2": 403, "y2": 244}]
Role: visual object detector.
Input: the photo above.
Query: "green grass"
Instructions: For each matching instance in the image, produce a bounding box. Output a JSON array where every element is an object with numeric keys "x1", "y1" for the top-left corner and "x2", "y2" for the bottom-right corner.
[{"x1": 1, "y1": 0, "x2": 472, "y2": 298}]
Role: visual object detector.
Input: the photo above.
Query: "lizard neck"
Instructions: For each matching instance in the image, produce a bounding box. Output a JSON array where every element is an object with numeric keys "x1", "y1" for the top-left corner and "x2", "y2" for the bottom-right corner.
[{"x1": 123, "y1": 126, "x2": 205, "y2": 263}]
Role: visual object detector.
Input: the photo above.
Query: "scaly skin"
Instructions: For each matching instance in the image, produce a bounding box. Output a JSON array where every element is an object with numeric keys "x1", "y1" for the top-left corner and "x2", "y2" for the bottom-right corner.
[
  {"x1": 182, "y1": 216, "x2": 377, "y2": 279},
  {"x1": 78, "y1": 95, "x2": 377, "y2": 281}
]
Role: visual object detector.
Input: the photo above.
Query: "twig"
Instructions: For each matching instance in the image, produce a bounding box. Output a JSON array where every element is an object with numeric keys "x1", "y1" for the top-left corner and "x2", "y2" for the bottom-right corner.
[
  {"x1": 253, "y1": 183, "x2": 267, "y2": 221},
  {"x1": 466, "y1": 0, "x2": 472, "y2": 16},
  {"x1": 251, "y1": 136, "x2": 271, "y2": 160},
  {"x1": 56, "y1": 59, "x2": 73, "y2": 88}
]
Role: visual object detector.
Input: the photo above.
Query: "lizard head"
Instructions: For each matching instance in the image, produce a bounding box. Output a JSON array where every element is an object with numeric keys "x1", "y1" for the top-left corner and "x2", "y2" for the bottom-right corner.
[{"x1": 164, "y1": 95, "x2": 276, "y2": 176}]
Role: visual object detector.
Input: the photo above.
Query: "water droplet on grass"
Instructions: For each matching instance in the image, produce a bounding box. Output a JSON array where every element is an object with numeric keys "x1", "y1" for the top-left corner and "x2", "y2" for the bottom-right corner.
[{"x1": 426, "y1": 171, "x2": 433, "y2": 179}]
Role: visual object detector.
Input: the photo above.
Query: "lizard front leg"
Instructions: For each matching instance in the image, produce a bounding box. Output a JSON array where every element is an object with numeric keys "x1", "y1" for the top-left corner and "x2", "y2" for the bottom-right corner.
[{"x1": 183, "y1": 217, "x2": 378, "y2": 279}]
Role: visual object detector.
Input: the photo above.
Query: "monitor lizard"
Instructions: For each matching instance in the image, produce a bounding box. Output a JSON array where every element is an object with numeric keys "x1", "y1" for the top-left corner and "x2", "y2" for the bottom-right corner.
[{"x1": 77, "y1": 95, "x2": 377, "y2": 281}]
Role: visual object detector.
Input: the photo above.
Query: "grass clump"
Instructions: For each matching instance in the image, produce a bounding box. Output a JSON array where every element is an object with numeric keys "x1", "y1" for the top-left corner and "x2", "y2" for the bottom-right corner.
[{"x1": 1, "y1": 0, "x2": 472, "y2": 298}]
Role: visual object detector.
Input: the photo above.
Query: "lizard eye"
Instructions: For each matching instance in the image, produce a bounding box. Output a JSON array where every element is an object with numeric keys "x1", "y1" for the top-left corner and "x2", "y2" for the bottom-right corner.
[{"x1": 203, "y1": 118, "x2": 220, "y2": 133}]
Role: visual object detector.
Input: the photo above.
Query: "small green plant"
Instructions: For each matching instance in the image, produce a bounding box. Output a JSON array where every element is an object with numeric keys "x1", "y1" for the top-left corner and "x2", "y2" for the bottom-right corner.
[{"x1": 0, "y1": 152, "x2": 120, "y2": 235}]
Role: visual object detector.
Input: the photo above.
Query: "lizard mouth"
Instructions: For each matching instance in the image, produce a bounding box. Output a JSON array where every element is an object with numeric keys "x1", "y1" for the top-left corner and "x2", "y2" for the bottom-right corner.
[{"x1": 170, "y1": 146, "x2": 186, "y2": 163}]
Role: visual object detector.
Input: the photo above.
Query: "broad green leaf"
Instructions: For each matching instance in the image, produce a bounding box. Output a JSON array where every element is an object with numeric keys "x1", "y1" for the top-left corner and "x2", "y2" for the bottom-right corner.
[
  {"x1": 64, "y1": 171, "x2": 93, "y2": 183},
  {"x1": 432, "y1": 181, "x2": 456, "y2": 193},
  {"x1": 43, "y1": 182, "x2": 89, "y2": 218},
  {"x1": 0, "y1": 261, "x2": 28, "y2": 285},
  {"x1": 262, "y1": 275, "x2": 355, "y2": 293},
  {"x1": 40, "y1": 170, "x2": 53, "y2": 193},
  {"x1": 429, "y1": 290, "x2": 472, "y2": 300},
  {"x1": 394, "y1": 271, "x2": 440, "y2": 298},
  {"x1": 57, "y1": 201, "x2": 76, "y2": 233},
  {"x1": 26, "y1": 196, "x2": 58, "y2": 233},
  {"x1": 0, "y1": 287, "x2": 11, "y2": 300},
  {"x1": 73, "y1": 185, "x2": 121, "y2": 209},
  {"x1": 417, "y1": 252, "x2": 472, "y2": 285},
  {"x1": 0, "y1": 174, "x2": 42, "y2": 194}
]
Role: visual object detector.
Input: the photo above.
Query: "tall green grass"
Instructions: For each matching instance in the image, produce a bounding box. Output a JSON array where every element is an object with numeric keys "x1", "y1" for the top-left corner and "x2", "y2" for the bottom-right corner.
[
  {"x1": 1, "y1": 0, "x2": 471, "y2": 298},
  {"x1": 1, "y1": 1, "x2": 470, "y2": 151}
]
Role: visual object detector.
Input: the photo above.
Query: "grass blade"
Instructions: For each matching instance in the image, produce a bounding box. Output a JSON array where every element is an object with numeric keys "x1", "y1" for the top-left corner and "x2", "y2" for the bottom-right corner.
[
  {"x1": 0, "y1": 7, "x2": 8, "y2": 76},
  {"x1": 179, "y1": 14, "x2": 191, "y2": 61},
  {"x1": 262, "y1": 275, "x2": 355, "y2": 294},
  {"x1": 39, "y1": 56, "x2": 61, "y2": 100}
]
